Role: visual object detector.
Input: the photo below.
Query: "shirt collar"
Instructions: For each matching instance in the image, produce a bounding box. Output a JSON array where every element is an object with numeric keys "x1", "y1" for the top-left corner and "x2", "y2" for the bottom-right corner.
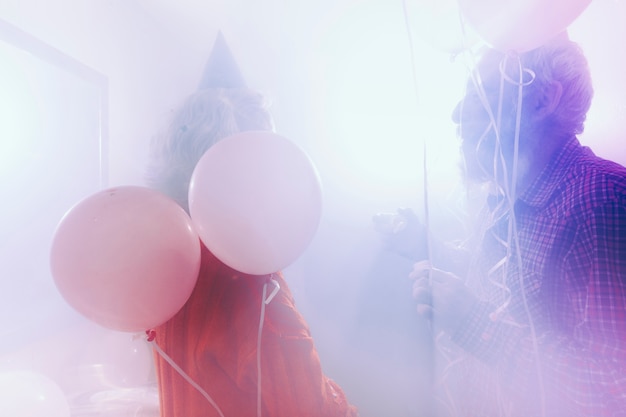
[{"x1": 518, "y1": 136, "x2": 582, "y2": 208}]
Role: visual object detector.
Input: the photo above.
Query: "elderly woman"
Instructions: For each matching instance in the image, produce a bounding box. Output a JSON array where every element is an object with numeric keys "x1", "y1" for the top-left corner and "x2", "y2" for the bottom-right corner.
[{"x1": 145, "y1": 35, "x2": 358, "y2": 417}]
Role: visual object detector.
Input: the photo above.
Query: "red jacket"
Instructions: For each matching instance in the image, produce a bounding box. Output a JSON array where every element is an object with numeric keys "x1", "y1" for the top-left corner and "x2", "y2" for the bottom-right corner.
[{"x1": 153, "y1": 244, "x2": 358, "y2": 417}]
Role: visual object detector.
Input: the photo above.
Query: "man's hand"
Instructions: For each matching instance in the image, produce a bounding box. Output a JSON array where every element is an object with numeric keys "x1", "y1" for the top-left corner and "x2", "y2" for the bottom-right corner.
[
  {"x1": 372, "y1": 207, "x2": 429, "y2": 261},
  {"x1": 409, "y1": 260, "x2": 478, "y2": 334}
]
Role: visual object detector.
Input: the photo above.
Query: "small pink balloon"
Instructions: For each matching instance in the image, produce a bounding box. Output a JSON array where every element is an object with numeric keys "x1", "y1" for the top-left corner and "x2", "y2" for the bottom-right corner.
[
  {"x1": 188, "y1": 131, "x2": 323, "y2": 275},
  {"x1": 50, "y1": 186, "x2": 200, "y2": 332}
]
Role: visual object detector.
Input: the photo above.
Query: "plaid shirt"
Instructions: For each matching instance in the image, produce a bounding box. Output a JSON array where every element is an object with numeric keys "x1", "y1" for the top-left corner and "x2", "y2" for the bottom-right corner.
[{"x1": 443, "y1": 137, "x2": 626, "y2": 417}]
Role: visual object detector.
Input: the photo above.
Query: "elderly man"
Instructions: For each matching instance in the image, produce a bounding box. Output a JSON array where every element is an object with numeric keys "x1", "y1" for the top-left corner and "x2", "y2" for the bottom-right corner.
[{"x1": 410, "y1": 34, "x2": 626, "y2": 416}]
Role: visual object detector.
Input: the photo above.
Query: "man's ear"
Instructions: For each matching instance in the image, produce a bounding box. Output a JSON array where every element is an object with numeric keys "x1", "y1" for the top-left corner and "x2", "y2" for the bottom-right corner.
[{"x1": 530, "y1": 80, "x2": 563, "y2": 120}]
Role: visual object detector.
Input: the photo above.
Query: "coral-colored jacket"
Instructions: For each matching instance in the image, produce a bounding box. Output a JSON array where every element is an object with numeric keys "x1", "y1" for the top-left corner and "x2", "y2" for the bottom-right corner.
[{"x1": 153, "y1": 244, "x2": 358, "y2": 417}]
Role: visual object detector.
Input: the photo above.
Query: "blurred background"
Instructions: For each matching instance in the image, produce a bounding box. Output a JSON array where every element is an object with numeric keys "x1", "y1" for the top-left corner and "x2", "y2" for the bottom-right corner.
[{"x1": 0, "y1": 0, "x2": 624, "y2": 416}]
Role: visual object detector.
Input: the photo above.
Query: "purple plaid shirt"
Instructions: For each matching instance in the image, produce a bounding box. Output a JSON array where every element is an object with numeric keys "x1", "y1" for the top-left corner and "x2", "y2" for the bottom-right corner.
[{"x1": 445, "y1": 137, "x2": 626, "y2": 416}]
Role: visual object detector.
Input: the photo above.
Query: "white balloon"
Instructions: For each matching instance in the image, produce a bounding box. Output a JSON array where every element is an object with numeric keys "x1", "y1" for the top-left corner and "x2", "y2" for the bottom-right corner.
[
  {"x1": 188, "y1": 131, "x2": 323, "y2": 275},
  {"x1": 457, "y1": 0, "x2": 591, "y2": 52},
  {"x1": 409, "y1": 0, "x2": 480, "y2": 54},
  {"x1": 0, "y1": 371, "x2": 70, "y2": 417}
]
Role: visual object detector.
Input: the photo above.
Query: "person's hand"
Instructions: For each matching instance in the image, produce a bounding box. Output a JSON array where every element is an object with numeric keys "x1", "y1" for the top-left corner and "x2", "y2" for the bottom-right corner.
[
  {"x1": 409, "y1": 260, "x2": 478, "y2": 334},
  {"x1": 372, "y1": 207, "x2": 428, "y2": 261}
]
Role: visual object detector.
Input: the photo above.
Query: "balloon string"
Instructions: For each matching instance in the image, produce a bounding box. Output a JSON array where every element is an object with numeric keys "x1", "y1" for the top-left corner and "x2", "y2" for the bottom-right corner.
[
  {"x1": 256, "y1": 276, "x2": 280, "y2": 417},
  {"x1": 474, "y1": 53, "x2": 546, "y2": 416},
  {"x1": 401, "y1": 2, "x2": 461, "y2": 416},
  {"x1": 400, "y1": 0, "x2": 433, "y2": 271},
  {"x1": 264, "y1": 277, "x2": 281, "y2": 305},
  {"x1": 145, "y1": 275, "x2": 280, "y2": 417},
  {"x1": 505, "y1": 54, "x2": 547, "y2": 417},
  {"x1": 401, "y1": 0, "x2": 421, "y2": 110},
  {"x1": 145, "y1": 330, "x2": 226, "y2": 417}
]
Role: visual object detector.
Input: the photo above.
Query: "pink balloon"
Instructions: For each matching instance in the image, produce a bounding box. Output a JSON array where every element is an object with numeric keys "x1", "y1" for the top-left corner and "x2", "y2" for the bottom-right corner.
[
  {"x1": 50, "y1": 186, "x2": 200, "y2": 332},
  {"x1": 188, "y1": 131, "x2": 322, "y2": 275},
  {"x1": 457, "y1": 0, "x2": 591, "y2": 52}
]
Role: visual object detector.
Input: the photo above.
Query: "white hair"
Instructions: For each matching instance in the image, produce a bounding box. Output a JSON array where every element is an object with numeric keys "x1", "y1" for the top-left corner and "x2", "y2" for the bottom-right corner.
[{"x1": 521, "y1": 36, "x2": 594, "y2": 136}]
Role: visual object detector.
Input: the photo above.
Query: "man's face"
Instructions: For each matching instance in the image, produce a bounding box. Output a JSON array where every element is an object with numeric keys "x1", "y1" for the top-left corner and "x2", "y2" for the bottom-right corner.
[{"x1": 452, "y1": 51, "x2": 528, "y2": 184}]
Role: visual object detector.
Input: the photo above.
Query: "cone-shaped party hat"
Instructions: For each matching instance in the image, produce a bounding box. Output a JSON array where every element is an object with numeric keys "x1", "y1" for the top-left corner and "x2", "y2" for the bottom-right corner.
[{"x1": 197, "y1": 31, "x2": 247, "y2": 90}]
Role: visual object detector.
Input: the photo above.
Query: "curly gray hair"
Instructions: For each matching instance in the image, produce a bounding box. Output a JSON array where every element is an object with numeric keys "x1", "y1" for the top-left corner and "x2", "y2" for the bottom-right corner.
[{"x1": 145, "y1": 88, "x2": 273, "y2": 211}]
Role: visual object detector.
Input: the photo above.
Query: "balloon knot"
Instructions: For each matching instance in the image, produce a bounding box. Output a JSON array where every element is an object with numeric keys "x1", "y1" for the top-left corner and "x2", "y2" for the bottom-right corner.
[
  {"x1": 264, "y1": 277, "x2": 281, "y2": 305},
  {"x1": 146, "y1": 329, "x2": 157, "y2": 342}
]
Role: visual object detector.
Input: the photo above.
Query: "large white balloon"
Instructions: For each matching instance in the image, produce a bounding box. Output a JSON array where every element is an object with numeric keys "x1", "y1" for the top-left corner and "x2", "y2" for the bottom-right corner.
[
  {"x1": 457, "y1": 0, "x2": 591, "y2": 52},
  {"x1": 188, "y1": 131, "x2": 323, "y2": 275},
  {"x1": 409, "y1": 0, "x2": 480, "y2": 54}
]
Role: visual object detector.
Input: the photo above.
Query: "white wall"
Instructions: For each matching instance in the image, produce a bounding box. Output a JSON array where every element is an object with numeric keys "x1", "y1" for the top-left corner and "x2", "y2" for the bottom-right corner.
[{"x1": 0, "y1": 0, "x2": 207, "y2": 187}]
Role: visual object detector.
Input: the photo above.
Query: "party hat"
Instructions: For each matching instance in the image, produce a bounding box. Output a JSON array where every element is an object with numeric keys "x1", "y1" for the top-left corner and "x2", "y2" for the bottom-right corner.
[{"x1": 197, "y1": 31, "x2": 247, "y2": 90}]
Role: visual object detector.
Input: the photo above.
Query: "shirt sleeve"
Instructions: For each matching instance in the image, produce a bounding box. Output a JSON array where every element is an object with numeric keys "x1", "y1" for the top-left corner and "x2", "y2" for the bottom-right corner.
[{"x1": 451, "y1": 200, "x2": 626, "y2": 415}]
